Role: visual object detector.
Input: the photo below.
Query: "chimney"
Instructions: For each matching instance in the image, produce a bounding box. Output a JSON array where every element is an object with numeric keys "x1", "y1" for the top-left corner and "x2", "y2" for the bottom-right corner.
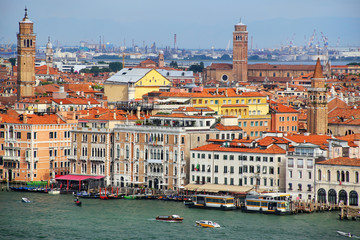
[
  {"x1": 137, "y1": 106, "x2": 141, "y2": 119},
  {"x1": 216, "y1": 84, "x2": 219, "y2": 95},
  {"x1": 57, "y1": 117, "x2": 60, "y2": 124},
  {"x1": 225, "y1": 88, "x2": 228, "y2": 97},
  {"x1": 23, "y1": 112, "x2": 28, "y2": 124}
]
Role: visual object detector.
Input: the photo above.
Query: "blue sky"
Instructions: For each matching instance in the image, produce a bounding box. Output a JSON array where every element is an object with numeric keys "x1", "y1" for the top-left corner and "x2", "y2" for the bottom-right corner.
[{"x1": 1, "y1": 0, "x2": 359, "y2": 49}]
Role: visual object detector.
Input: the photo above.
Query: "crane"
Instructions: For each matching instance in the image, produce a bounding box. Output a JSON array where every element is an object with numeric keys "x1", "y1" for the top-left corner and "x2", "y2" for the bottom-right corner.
[{"x1": 225, "y1": 40, "x2": 231, "y2": 52}]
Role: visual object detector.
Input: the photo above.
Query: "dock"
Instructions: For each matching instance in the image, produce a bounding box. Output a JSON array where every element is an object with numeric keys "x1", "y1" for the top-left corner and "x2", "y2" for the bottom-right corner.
[{"x1": 339, "y1": 203, "x2": 360, "y2": 220}]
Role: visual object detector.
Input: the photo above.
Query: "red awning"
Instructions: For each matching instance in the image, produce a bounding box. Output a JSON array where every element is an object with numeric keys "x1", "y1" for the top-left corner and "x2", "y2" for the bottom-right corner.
[{"x1": 55, "y1": 175, "x2": 104, "y2": 181}]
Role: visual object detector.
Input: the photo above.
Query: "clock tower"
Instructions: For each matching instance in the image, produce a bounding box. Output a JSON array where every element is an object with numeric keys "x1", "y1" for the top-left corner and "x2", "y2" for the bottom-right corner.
[{"x1": 17, "y1": 7, "x2": 36, "y2": 100}]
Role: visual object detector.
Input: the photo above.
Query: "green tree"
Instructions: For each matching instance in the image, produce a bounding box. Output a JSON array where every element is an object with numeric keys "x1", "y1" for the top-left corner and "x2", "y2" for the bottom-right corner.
[
  {"x1": 169, "y1": 61, "x2": 178, "y2": 68},
  {"x1": 9, "y1": 58, "x2": 16, "y2": 66},
  {"x1": 109, "y1": 62, "x2": 123, "y2": 72},
  {"x1": 188, "y1": 63, "x2": 204, "y2": 73}
]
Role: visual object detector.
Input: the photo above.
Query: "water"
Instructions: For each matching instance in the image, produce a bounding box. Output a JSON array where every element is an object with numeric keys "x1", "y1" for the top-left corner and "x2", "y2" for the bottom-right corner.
[{"x1": 0, "y1": 191, "x2": 359, "y2": 240}]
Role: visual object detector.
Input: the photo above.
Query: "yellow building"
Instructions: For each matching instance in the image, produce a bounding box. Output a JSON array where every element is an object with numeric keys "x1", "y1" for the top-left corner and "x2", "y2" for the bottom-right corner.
[
  {"x1": 158, "y1": 87, "x2": 271, "y2": 138},
  {"x1": 104, "y1": 68, "x2": 171, "y2": 102}
]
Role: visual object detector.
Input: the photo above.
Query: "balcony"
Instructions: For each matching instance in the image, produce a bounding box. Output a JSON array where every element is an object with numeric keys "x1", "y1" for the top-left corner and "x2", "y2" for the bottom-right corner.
[
  {"x1": 89, "y1": 156, "x2": 105, "y2": 162},
  {"x1": 79, "y1": 156, "x2": 87, "y2": 161},
  {"x1": 287, "y1": 152, "x2": 315, "y2": 157},
  {"x1": 3, "y1": 155, "x2": 20, "y2": 161}
]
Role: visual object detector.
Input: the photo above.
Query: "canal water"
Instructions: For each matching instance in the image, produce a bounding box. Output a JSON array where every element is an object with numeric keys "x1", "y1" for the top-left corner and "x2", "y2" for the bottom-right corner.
[{"x1": 0, "y1": 191, "x2": 359, "y2": 240}]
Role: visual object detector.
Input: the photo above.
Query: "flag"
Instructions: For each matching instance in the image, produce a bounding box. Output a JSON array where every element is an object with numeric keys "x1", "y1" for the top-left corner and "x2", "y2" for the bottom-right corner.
[
  {"x1": 339, "y1": 180, "x2": 342, "y2": 186},
  {"x1": 195, "y1": 163, "x2": 200, "y2": 171}
]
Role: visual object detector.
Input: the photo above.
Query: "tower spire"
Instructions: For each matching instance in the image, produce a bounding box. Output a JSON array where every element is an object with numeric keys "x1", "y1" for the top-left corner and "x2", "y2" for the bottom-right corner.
[
  {"x1": 313, "y1": 57, "x2": 324, "y2": 79},
  {"x1": 24, "y1": 6, "x2": 28, "y2": 19}
]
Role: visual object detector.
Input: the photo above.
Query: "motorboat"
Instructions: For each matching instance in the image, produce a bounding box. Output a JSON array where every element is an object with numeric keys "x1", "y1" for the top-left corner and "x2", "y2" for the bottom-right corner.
[
  {"x1": 196, "y1": 220, "x2": 220, "y2": 228},
  {"x1": 156, "y1": 215, "x2": 183, "y2": 222},
  {"x1": 21, "y1": 197, "x2": 31, "y2": 203},
  {"x1": 337, "y1": 231, "x2": 359, "y2": 238},
  {"x1": 48, "y1": 190, "x2": 60, "y2": 195}
]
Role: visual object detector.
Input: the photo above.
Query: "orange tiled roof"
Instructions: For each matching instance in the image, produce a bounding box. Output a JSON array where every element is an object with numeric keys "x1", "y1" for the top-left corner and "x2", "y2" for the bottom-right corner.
[
  {"x1": 153, "y1": 113, "x2": 214, "y2": 119},
  {"x1": 214, "y1": 123, "x2": 242, "y2": 131},
  {"x1": 270, "y1": 102, "x2": 299, "y2": 113},
  {"x1": 192, "y1": 143, "x2": 286, "y2": 154},
  {"x1": 159, "y1": 88, "x2": 265, "y2": 99},
  {"x1": 35, "y1": 65, "x2": 60, "y2": 75},
  {"x1": 317, "y1": 157, "x2": 360, "y2": 167},
  {"x1": 256, "y1": 136, "x2": 290, "y2": 146}
]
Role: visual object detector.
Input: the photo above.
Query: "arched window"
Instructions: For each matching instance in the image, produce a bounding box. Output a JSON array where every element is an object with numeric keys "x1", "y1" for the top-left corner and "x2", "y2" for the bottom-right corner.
[
  {"x1": 341, "y1": 171, "x2": 345, "y2": 182},
  {"x1": 136, "y1": 148, "x2": 139, "y2": 159},
  {"x1": 349, "y1": 191, "x2": 358, "y2": 206},
  {"x1": 157, "y1": 149, "x2": 160, "y2": 159},
  {"x1": 259, "y1": 72, "x2": 262, "y2": 77},
  {"x1": 346, "y1": 171, "x2": 350, "y2": 182},
  {"x1": 287, "y1": 72, "x2": 290, "y2": 77},
  {"x1": 181, "y1": 151, "x2": 184, "y2": 161},
  {"x1": 356, "y1": 172, "x2": 359, "y2": 183},
  {"x1": 174, "y1": 150, "x2": 178, "y2": 162},
  {"x1": 339, "y1": 190, "x2": 348, "y2": 205},
  {"x1": 150, "y1": 149, "x2": 153, "y2": 159},
  {"x1": 161, "y1": 150, "x2": 164, "y2": 160},
  {"x1": 117, "y1": 145, "x2": 120, "y2": 158},
  {"x1": 145, "y1": 149, "x2": 148, "y2": 160},
  {"x1": 166, "y1": 150, "x2": 169, "y2": 161},
  {"x1": 337, "y1": 170, "x2": 340, "y2": 181},
  {"x1": 318, "y1": 170, "x2": 322, "y2": 181},
  {"x1": 328, "y1": 189, "x2": 337, "y2": 204},
  {"x1": 327, "y1": 170, "x2": 331, "y2": 181},
  {"x1": 317, "y1": 188, "x2": 326, "y2": 203},
  {"x1": 273, "y1": 72, "x2": 276, "y2": 77}
]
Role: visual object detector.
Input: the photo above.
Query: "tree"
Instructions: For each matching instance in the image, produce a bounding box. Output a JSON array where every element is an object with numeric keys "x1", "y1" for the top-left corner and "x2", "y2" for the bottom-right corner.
[
  {"x1": 188, "y1": 63, "x2": 204, "y2": 73},
  {"x1": 169, "y1": 61, "x2": 178, "y2": 68},
  {"x1": 220, "y1": 54, "x2": 231, "y2": 60},
  {"x1": 109, "y1": 62, "x2": 123, "y2": 72},
  {"x1": 9, "y1": 58, "x2": 16, "y2": 66}
]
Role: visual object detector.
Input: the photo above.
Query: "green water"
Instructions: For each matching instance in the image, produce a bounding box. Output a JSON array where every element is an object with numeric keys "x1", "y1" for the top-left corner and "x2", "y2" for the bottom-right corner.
[{"x1": 0, "y1": 191, "x2": 359, "y2": 240}]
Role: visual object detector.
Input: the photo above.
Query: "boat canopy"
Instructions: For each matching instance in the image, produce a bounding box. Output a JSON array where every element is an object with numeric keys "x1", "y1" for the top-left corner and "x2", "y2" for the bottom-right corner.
[{"x1": 55, "y1": 175, "x2": 104, "y2": 181}]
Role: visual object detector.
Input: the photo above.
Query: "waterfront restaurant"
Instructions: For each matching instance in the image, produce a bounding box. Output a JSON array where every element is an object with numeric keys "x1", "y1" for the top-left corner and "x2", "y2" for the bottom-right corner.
[{"x1": 55, "y1": 174, "x2": 104, "y2": 192}]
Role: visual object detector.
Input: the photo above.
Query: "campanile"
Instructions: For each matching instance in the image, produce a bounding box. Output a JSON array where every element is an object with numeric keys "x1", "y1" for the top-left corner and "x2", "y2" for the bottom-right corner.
[
  {"x1": 233, "y1": 19, "x2": 248, "y2": 82},
  {"x1": 17, "y1": 7, "x2": 36, "y2": 100}
]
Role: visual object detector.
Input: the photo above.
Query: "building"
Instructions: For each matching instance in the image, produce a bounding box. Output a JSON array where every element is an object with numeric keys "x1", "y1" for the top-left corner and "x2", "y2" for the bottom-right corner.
[
  {"x1": 189, "y1": 136, "x2": 288, "y2": 192},
  {"x1": 307, "y1": 58, "x2": 328, "y2": 135},
  {"x1": 67, "y1": 108, "x2": 141, "y2": 185},
  {"x1": 17, "y1": 8, "x2": 36, "y2": 100},
  {"x1": 270, "y1": 102, "x2": 299, "y2": 133},
  {"x1": 0, "y1": 110, "x2": 77, "y2": 182},
  {"x1": 112, "y1": 114, "x2": 243, "y2": 190},
  {"x1": 315, "y1": 157, "x2": 360, "y2": 206},
  {"x1": 45, "y1": 37, "x2": 53, "y2": 68},
  {"x1": 104, "y1": 68, "x2": 172, "y2": 102}
]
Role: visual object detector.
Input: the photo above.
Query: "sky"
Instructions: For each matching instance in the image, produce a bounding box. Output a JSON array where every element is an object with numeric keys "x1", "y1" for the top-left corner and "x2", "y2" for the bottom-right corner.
[{"x1": 0, "y1": 0, "x2": 359, "y2": 49}]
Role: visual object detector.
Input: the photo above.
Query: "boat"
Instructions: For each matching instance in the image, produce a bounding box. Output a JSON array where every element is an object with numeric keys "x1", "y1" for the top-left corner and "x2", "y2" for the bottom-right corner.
[
  {"x1": 124, "y1": 195, "x2": 137, "y2": 200},
  {"x1": 156, "y1": 215, "x2": 183, "y2": 222},
  {"x1": 48, "y1": 190, "x2": 60, "y2": 195},
  {"x1": 196, "y1": 220, "x2": 220, "y2": 228},
  {"x1": 337, "y1": 231, "x2": 360, "y2": 238},
  {"x1": 185, "y1": 195, "x2": 236, "y2": 210},
  {"x1": 21, "y1": 197, "x2": 31, "y2": 203},
  {"x1": 74, "y1": 198, "x2": 82, "y2": 207},
  {"x1": 242, "y1": 193, "x2": 292, "y2": 215}
]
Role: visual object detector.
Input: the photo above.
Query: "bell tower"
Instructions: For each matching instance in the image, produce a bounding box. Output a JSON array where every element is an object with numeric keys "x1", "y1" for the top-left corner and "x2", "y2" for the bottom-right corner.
[
  {"x1": 45, "y1": 36, "x2": 53, "y2": 68},
  {"x1": 233, "y1": 19, "x2": 248, "y2": 82},
  {"x1": 307, "y1": 58, "x2": 328, "y2": 135},
  {"x1": 17, "y1": 7, "x2": 36, "y2": 100}
]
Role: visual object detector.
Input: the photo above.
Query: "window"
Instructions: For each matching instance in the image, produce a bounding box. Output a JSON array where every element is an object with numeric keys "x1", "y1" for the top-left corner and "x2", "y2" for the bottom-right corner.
[
  {"x1": 214, "y1": 165, "x2": 218, "y2": 173},
  {"x1": 224, "y1": 166, "x2": 228, "y2": 173},
  {"x1": 27, "y1": 133, "x2": 31, "y2": 139},
  {"x1": 298, "y1": 171, "x2": 302, "y2": 179},
  {"x1": 308, "y1": 171, "x2": 312, "y2": 179},
  {"x1": 230, "y1": 166, "x2": 234, "y2": 173}
]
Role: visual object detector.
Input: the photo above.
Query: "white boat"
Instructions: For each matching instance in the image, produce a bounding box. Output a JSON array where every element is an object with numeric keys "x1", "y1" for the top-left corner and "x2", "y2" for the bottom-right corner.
[
  {"x1": 185, "y1": 195, "x2": 236, "y2": 210},
  {"x1": 337, "y1": 231, "x2": 359, "y2": 238},
  {"x1": 21, "y1": 197, "x2": 30, "y2": 203},
  {"x1": 48, "y1": 190, "x2": 60, "y2": 195},
  {"x1": 196, "y1": 220, "x2": 220, "y2": 228},
  {"x1": 243, "y1": 193, "x2": 292, "y2": 215}
]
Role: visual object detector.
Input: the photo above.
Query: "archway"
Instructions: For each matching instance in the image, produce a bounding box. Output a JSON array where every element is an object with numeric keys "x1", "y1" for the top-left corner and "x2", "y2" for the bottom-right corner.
[
  {"x1": 349, "y1": 191, "x2": 358, "y2": 206},
  {"x1": 317, "y1": 188, "x2": 326, "y2": 203},
  {"x1": 328, "y1": 189, "x2": 337, "y2": 204},
  {"x1": 120, "y1": 177, "x2": 124, "y2": 187},
  {"x1": 148, "y1": 180, "x2": 152, "y2": 189},
  {"x1": 339, "y1": 190, "x2": 347, "y2": 205},
  {"x1": 154, "y1": 178, "x2": 159, "y2": 189}
]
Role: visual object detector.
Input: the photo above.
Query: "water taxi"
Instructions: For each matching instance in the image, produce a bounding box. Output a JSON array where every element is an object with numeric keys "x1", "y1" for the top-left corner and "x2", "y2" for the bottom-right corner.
[
  {"x1": 243, "y1": 193, "x2": 292, "y2": 215},
  {"x1": 156, "y1": 215, "x2": 183, "y2": 222},
  {"x1": 196, "y1": 220, "x2": 220, "y2": 228},
  {"x1": 185, "y1": 195, "x2": 236, "y2": 210},
  {"x1": 21, "y1": 197, "x2": 31, "y2": 203}
]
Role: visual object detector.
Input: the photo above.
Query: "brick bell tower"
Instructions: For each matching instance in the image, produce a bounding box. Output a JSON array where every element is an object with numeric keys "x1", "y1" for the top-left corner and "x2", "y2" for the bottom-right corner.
[
  {"x1": 307, "y1": 58, "x2": 328, "y2": 135},
  {"x1": 17, "y1": 7, "x2": 36, "y2": 100},
  {"x1": 233, "y1": 19, "x2": 248, "y2": 82}
]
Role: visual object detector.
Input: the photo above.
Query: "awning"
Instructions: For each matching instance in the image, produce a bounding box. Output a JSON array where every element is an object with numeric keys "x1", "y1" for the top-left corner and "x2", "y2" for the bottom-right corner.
[
  {"x1": 55, "y1": 175, "x2": 104, "y2": 181},
  {"x1": 184, "y1": 183, "x2": 253, "y2": 193}
]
